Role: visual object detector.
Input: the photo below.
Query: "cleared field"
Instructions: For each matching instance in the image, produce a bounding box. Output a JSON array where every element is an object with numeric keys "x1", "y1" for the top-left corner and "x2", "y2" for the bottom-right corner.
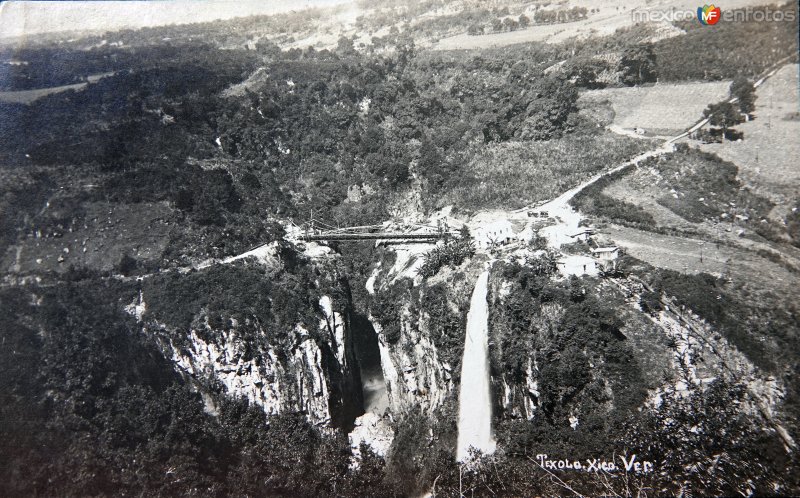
[
  {"x1": 0, "y1": 72, "x2": 114, "y2": 104},
  {"x1": 433, "y1": 0, "x2": 642, "y2": 51},
  {"x1": 695, "y1": 64, "x2": 800, "y2": 207},
  {"x1": 432, "y1": 0, "x2": 778, "y2": 50},
  {"x1": 434, "y1": 16, "x2": 627, "y2": 49},
  {"x1": 579, "y1": 80, "x2": 731, "y2": 133},
  {"x1": 602, "y1": 224, "x2": 798, "y2": 300}
]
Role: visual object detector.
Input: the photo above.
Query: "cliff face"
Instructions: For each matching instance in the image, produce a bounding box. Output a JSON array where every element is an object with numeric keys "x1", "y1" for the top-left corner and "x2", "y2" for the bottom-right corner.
[
  {"x1": 497, "y1": 354, "x2": 540, "y2": 421},
  {"x1": 133, "y1": 255, "x2": 368, "y2": 430},
  {"x1": 132, "y1": 242, "x2": 789, "y2": 465},
  {"x1": 373, "y1": 309, "x2": 455, "y2": 415},
  {"x1": 166, "y1": 325, "x2": 334, "y2": 425},
  {"x1": 364, "y1": 253, "x2": 475, "y2": 419}
]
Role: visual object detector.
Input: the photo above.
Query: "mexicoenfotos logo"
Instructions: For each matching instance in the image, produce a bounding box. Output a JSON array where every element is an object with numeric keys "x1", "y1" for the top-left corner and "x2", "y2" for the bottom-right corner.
[
  {"x1": 697, "y1": 4, "x2": 721, "y2": 25},
  {"x1": 632, "y1": 5, "x2": 793, "y2": 23}
]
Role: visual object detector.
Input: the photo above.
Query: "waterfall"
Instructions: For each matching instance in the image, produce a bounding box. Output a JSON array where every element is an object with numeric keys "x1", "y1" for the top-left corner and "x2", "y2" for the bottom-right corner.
[{"x1": 456, "y1": 270, "x2": 496, "y2": 461}]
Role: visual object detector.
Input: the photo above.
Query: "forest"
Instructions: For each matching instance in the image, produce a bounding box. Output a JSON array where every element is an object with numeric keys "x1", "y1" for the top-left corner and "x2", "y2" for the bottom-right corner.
[{"x1": 1, "y1": 1, "x2": 799, "y2": 496}]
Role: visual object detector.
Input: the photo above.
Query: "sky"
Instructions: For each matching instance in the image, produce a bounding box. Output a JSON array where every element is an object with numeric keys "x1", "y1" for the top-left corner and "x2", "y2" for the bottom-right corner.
[{"x1": 0, "y1": 0, "x2": 352, "y2": 39}]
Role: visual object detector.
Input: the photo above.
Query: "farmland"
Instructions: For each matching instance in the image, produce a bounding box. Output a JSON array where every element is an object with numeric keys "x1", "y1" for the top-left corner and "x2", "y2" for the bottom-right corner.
[
  {"x1": 432, "y1": 0, "x2": 785, "y2": 50},
  {"x1": 0, "y1": 71, "x2": 114, "y2": 104},
  {"x1": 578, "y1": 80, "x2": 732, "y2": 135},
  {"x1": 695, "y1": 64, "x2": 800, "y2": 208},
  {"x1": 602, "y1": 223, "x2": 798, "y2": 307},
  {"x1": 433, "y1": 11, "x2": 635, "y2": 49}
]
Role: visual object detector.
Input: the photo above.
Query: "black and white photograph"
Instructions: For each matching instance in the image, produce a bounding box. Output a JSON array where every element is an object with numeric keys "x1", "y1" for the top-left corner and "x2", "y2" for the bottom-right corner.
[{"x1": 0, "y1": 0, "x2": 798, "y2": 495}]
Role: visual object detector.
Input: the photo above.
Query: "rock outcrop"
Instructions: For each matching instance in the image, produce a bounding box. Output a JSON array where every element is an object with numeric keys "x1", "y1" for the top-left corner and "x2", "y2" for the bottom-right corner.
[
  {"x1": 133, "y1": 285, "x2": 366, "y2": 429},
  {"x1": 373, "y1": 309, "x2": 454, "y2": 416}
]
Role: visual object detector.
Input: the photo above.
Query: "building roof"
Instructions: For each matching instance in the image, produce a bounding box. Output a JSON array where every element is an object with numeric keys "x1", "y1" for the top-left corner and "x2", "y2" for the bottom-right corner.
[{"x1": 591, "y1": 246, "x2": 619, "y2": 253}]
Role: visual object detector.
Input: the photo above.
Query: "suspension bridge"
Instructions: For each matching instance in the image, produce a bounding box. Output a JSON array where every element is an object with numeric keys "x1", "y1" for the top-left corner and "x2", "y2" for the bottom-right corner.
[{"x1": 295, "y1": 220, "x2": 459, "y2": 243}]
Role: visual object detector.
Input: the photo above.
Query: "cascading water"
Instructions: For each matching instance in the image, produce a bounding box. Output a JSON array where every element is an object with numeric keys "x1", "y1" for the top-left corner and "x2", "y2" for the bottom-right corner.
[{"x1": 456, "y1": 270, "x2": 496, "y2": 461}]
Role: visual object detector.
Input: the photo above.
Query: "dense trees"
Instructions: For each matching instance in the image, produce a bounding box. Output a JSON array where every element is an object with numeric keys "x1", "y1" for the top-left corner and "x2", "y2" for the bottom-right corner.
[
  {"x1": 625, "y1": 377, "x2": 795, "y2": 496},
  {"x1": 731, "y1": 75, "x2": 756, "y2": 114},
  {"x1": 566, "y1": 55, "x2": 616, "y2": 89},
  {"x1": 5, "y1": 264, "x2": 788, "y2": 497},
  {"x1": 418, "y1": 236, "x2": 475, "y2": 278},
  {"x1": 703, "y1": 101, "x2": 745, "y2": 140},
  {"x1": 0, "y1": 19, "x2": 692, "y2": 246},
  {"x1": 0, "y1": 46, "x2": 133, "y2": 91},
  {"x1": 533, "y1": 7, "x2": 588, "y2": 24},
  {"x1": 620, "y1": 43, "x2": 657, "y2": 86},
  {"x1": 0, "y1": 275, "x2": 362, "y2": 496},
  {"x1": 490, "y1": 258, "x2": 645, "y2": 452},
  {"x1": 542, "y1": 3, "x2": 796, "y2": 87},
  {"x1": 517, "y1": 74, "x2": 579, "y2": 140},
  {"x1": 654, "y1": 3, "x2": 798, "y2": 82},
  {"x1": 371, "y1": 278, "x2": 413, "y2": 345}
]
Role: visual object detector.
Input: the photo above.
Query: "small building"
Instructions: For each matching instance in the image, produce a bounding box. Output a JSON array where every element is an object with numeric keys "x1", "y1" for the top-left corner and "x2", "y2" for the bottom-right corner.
[
  {"x1": 591, "y1": 246, "x2": 620, "y2": 269},
  {"x1": 474, "y1": 220, "x2": 514, "y2": 249},
  {"x1": 569, "y1": 229, "x2": 595, "y2": 242},
  {"x1": 556, "y1": 255, "x2": 598, "y2": 277}
]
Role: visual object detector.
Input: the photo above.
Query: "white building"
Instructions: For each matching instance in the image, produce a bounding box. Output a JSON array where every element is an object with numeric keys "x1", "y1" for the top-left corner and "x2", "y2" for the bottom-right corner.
[
  {"x1": 556, "y1": 255, "x2": 598, "y2": 277},
  {"x1": 473, "y1": 220, "x2": 514, "y2": 249},
  {"x1": 591, "y1": 246, "x2": 620, "y2": 269}
]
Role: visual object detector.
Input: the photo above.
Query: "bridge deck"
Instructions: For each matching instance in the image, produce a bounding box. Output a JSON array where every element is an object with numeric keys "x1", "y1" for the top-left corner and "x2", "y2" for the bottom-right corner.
[{"x1": 299, "y1": 232, "x2": 443, "y2": 241}]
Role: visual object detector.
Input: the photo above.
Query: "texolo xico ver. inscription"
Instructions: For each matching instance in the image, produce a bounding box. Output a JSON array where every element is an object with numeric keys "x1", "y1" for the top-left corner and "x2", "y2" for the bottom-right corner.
[{"x1": 536, "y1": 454, "x2": 655, "y2": 474}]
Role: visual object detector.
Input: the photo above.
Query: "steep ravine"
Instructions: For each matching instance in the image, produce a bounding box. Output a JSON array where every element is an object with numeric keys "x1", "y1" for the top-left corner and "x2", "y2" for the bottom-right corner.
[
  {"x1": 129, "y1": 201, "x2": 790, "y2": 469},
  {"x1": 130, "y1": 256, "x2": 392, "y2": 432}
]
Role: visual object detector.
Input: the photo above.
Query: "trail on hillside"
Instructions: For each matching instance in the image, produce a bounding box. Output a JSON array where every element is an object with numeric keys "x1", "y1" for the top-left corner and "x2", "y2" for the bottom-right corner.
[{"x1": 523, "y1": 59, "x2": 799, "y2": 260}]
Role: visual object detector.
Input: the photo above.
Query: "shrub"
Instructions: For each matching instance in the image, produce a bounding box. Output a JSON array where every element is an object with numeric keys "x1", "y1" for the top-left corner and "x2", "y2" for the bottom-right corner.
[
  {"x1": 418, "y1": 237, "x2": 475, "y2": 278},
  {"x1": 576, "y1": 193, "x2": 656, "y2": 227},
  {"x1": 644, "y1": 269, "x2": 774, "y2": 371},
  {"x1": 624, "y1": 378, "x2": 793, "y2": 496},
  {"x1": 371, "y1": 278, "x2": 412, "y2": 344},
  {"x1": 116, "y1": 253, "x2": 138, "y2": 276}
]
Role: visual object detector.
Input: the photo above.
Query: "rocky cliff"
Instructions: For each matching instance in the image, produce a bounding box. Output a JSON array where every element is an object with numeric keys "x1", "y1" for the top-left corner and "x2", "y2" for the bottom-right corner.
[
  {"x1": 128, "y1": 238, "x2": 791, "y2": 471},
  {"x1": 130, "y1": 251, "x2": 370, "y2": 431}
]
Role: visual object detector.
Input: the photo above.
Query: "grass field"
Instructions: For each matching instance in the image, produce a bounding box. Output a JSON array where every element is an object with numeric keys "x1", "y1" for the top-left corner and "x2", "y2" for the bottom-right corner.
[
  {"x1": 0, "y1": 72, "x2": 115, "y2": 104},
  {"x1": 602, "y1": 223, "x2": 798, "y2": 303},
  {"x1": 578, "y1": 80, "x2": 731, "y2": 134},
  {"x1": 433, "y1": 15, "x2": 630, "y2": 49},
  {"x1": 588, "y1": 143, "x2": 800, "y2": 263},
  {"x1": 433, "y1": 0, "x2": 645, "y2": 50},
  {"x1": 440, "y1": 131, "x2": 658, "y2": 212},
  {"x1": 694, "y1": 64, "x2": 800, "y2": 208},
  {"x1": 432, "y1": 0, "x2": 780, "y2": 50}
]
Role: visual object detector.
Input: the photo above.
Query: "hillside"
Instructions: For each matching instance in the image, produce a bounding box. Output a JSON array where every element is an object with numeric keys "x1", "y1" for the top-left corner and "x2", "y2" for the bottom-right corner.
[{"x1": 1, "y1": 1, "x2": 799, "y2": 496}]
